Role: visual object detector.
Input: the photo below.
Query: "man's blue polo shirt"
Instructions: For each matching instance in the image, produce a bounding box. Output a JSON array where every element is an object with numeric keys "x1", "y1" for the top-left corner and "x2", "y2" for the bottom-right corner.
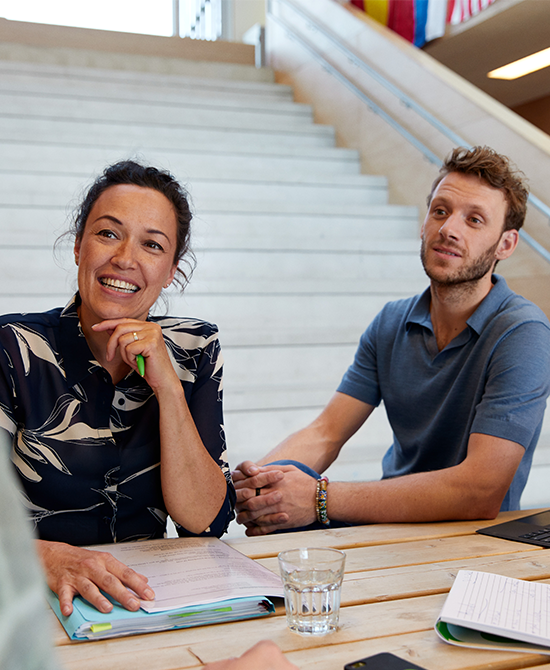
[{"x1": 337, "y1": 275, "x2": 550, "y2": 511}]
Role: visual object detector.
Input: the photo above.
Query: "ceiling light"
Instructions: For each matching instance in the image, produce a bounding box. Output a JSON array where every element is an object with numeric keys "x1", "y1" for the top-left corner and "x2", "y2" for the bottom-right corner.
[{"x1": 488, "y1": 46, "x2": 550, "y2": 80}]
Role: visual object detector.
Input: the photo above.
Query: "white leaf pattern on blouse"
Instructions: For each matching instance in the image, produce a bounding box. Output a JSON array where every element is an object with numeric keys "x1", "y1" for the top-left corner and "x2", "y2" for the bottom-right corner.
[
  {"x1": 17, "y1": 432, "x2": 71, "y2": 473},
  {"x1": 9, "y1": 324, "x2": 63, "y2": 377}
]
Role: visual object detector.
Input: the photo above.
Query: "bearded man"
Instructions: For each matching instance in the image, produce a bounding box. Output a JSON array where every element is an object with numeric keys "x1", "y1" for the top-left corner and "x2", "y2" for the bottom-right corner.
[{"x1": 233, "y1": 146, "x2": 550, "y2": 535}]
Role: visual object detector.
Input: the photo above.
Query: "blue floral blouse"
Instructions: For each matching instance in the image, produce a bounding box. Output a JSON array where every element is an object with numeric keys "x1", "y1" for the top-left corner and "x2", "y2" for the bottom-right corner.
[{"x1": 0, "y1": 294, "x2": 235, "y2": 545}]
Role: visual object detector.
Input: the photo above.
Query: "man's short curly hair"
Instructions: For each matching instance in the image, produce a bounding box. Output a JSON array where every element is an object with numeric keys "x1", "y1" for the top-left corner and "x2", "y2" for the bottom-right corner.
[{"x1": 427, "y1": 146, "x2": 529, "y2": 232}]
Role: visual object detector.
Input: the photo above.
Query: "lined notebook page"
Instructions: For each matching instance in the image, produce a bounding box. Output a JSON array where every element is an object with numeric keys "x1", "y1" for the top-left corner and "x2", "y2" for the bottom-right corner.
[{"x1": 441, "y1": 570, "x2": 550, "y2": 641}]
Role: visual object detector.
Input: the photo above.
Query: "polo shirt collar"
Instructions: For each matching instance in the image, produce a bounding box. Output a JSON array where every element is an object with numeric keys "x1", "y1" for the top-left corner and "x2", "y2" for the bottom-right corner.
[
  {"x1": 405, "y1": 274, "x2": 510, "y2": 334},
  {"x1": 466, "y1": 274, "x2": 510, "y2": 335},
  {"x1": 406, "y1": 287, "x2": 433, "y2": 332},
  {"x1": 58, "y1": 293, "x2": 103, "y2": 388},
  {"x1": 405, "y1": 274, "x2": 510, "y2": 337}
]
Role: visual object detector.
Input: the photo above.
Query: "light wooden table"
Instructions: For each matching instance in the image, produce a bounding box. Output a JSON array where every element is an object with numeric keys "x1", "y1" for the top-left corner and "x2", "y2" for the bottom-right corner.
[{"x1": 52, "y1": 510, "x2": 550, "y2": 670}]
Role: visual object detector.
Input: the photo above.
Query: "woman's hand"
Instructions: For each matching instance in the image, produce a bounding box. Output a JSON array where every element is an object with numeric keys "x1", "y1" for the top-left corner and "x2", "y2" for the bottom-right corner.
[
  {"x1": 203, "y1": 640, "x2": 299, "y2": 670},
  {"x1": 91, "y1": 318, "x2": 179, "y2": 393},
  {"x1": 37, "y1": 539, "x2": 155, "y2": 616}
]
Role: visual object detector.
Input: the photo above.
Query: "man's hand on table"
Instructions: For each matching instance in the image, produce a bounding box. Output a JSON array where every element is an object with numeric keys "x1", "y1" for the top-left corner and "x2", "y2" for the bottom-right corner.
[
  {"x1": 203, "y1": 640, "x2": 299, "y2": 669},
  {"x1": 36, "y1": 539, "x2": 155, "y2": 616},
  {"x1": 232, "y1": 461, "x2": 318, "y2": 535}
]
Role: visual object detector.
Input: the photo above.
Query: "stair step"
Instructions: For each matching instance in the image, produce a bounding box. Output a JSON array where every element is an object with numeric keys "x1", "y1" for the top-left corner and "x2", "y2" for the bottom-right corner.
[
  {"x1": 193, "y1": 210, "x2": 420, "y2": 245},
  {"x1": 189, "y1": 249, "x2": 424, "y2": 285},
  {"x1": 0, "y1": 142, "x2": 362, "y2": 179},
  {"x1": 0, "y1": 75, "x2": 301, "y2": 112},
  {"x1": 167, "y1": 293, "x2": 419, "y2": 346},
  {"x1": 0, "y1": 94, "x2": 318, "y2": 134},
  {"x1": 0, "y1": 60, "x2": 289, "y2": 98},
  {"x1": 0, "y1": 116, "x2": 337, "y2": 150},
  {"x1": 222, "y1": 344, "x2": 356, "y2": 388},
  {"x1": 0, "y1": 292, "x2": 424, "y2": 346},
  {"x1": 0, "y1": 206, "x2": 419, "y2": 247},
  {"x1": 224, "y1": 406, "x2": 393, "y2": 463},
  {"x1": 223, "y1": 382, "x2": 351, "y2": 412},
  {"x1": 194, "y1": 237, "x2": 419, "y2": 252},
  {"x1": 0, "y1": 172, "x2": 390, "y2": 209},
  {"x1": 0, "y1": 247, "x2": 426, "y2": 297}
]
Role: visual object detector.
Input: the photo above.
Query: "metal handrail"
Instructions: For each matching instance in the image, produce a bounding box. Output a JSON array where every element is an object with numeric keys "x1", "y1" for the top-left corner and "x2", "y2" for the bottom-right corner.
[{"x1": 267, "y1": 0, "x2": 550, "y2": 264}]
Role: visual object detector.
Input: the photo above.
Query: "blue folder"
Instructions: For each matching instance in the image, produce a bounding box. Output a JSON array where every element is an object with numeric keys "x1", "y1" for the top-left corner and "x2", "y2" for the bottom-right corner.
[{"x1": 47, "y1": 590, "x2": 276, "y2": 640}]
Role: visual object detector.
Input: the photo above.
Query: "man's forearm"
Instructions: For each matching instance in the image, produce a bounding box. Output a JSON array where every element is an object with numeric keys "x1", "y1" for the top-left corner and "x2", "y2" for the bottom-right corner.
[
  {"x1": 257, "y1": 425, "x2": 339, "y2": 473},
  {"x1": 258, "y1": 393, "x2": 375, "y2": 472},
  {"x1": 326, "y1": 475, "x2": 487, "y2": 524},
  {"x1": 327, "y1": 440, "x2": 522, "y2": 524}
]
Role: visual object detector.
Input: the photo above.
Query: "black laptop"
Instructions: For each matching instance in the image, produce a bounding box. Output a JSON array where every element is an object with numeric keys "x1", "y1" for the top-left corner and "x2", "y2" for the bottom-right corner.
[{"x1": 477, "y1": 509, "x2": 550, "y2": 547}]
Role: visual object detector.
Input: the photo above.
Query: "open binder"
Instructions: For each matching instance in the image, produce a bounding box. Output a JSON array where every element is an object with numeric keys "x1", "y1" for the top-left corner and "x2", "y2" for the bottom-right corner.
[
  {"x1": 435, "y1": 569, "x2": 550, "y2": 654},
  {"x1": 48, "y1": 536, "x2": 284, "y2": 640}
]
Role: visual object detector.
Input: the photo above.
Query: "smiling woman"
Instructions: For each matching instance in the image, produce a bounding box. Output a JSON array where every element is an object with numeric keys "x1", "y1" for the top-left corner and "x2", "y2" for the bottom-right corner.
[{"x1": 0, "y1": 161, "x2": 235, "y2": 617}]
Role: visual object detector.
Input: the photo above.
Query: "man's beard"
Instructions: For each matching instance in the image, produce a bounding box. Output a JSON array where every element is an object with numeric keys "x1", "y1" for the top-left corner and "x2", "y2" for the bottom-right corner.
[{"x1": 420, "y1": 237, "x2": 499, "y2": 287}]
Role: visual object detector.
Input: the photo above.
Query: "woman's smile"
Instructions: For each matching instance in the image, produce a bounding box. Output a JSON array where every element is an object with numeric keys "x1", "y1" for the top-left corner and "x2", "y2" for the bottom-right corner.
[{"x1": 99, "y1": 276, "x2": 140, "y2": 294}]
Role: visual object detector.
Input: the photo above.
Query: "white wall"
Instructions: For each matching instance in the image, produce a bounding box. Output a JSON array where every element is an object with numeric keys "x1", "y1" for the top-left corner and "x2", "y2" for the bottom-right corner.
[{"x1": 224, "y1": 0, "x2": 266, "y2": 42}]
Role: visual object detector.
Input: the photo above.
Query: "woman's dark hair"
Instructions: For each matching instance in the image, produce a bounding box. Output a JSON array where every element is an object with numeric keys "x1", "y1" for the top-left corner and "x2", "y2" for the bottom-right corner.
[{"x1": 70, "y1": 160, "x2": 195, "y2": 290}]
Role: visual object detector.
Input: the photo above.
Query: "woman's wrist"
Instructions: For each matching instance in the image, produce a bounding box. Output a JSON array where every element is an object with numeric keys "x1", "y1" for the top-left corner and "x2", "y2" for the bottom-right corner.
[{"x1": 150, "y1": 371, "x2": 186, "y2": 401}]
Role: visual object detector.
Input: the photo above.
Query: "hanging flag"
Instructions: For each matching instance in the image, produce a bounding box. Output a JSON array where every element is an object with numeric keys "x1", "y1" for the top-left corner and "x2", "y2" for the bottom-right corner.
[
  {"x1": 447, "y1": 0, "x2": 495, "y2": 25},
  {"x1": 365, "y1": 0, "x2": 389, "y2": 26},
  {"x1": 424, "y1": 0, "x2": 447, "y2": 42},
  {"x1": 388, "y1": 0, "x2": 416, "y2": 44},
  {"x1": 413, "y1": 0, "x2": 429, "y2": 47},
  {"x1": 350, "y1": 0, "x2": 493, "y2": 46}
]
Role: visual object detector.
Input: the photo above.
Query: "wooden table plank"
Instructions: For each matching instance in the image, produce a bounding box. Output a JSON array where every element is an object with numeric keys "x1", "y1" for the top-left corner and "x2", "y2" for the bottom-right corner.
[
  {"x1": 57, "y1": 642, "x2": 203, "y2": 670},
  {"x1": 340, "y1": 550, "x2": 550, "y2": 605},
  {"x1": 257, "y1": 535, "x2": 543, "y2": 575},
  {"x1": 283, "y1": 630, "x2": 550, "y2": 670},
  {"x1": 185, "y1": 594, "x2": 446, "y2": 663},
  {"x1": 227, "y1": 510, "x2": 542, "y2": 558}
]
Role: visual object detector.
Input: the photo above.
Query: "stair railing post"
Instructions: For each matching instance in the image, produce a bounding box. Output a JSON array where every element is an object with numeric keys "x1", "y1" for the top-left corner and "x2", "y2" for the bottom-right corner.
[{"x1": 172, "y1": 0, "x2": 180, "y2": 37}]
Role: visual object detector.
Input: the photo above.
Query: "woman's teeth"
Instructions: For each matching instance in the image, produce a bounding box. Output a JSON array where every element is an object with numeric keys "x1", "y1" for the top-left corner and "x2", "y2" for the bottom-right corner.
[{"x1": 100, "y1": 278, "x2": 138, "y2": 293}]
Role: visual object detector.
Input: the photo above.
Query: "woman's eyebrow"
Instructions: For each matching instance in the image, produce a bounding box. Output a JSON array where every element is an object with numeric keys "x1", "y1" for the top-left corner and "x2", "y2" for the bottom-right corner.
[
  {"x1": 92, "y1": 215, "x2": 171, "y2": 242},
  {"x1": 146, "y1": 228, "x2": 171, "y2": 242},
  {"x1": 92, "y1": 214, "x2": 122, "y2": 226}
]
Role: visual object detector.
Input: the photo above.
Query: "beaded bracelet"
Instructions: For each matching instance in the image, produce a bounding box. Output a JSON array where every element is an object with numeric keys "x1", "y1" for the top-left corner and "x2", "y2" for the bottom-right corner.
[{"x1": 315, "y1": 475, "x2": 330, "y2": 526}]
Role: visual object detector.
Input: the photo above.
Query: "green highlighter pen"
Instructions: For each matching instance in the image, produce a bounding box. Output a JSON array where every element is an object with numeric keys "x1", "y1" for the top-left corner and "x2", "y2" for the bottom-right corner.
[{"x1": 136, "y1": 354, "x2": 145, "y2": 377}]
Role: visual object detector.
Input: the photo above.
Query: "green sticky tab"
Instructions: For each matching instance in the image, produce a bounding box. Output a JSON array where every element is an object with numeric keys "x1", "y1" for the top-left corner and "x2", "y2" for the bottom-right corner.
[
  {"x1": 170, "y1": 606, "x2": 232, "y2": 619},
  {"x1": 90, "y1": 623, "x2": 113, "y2": 633}
]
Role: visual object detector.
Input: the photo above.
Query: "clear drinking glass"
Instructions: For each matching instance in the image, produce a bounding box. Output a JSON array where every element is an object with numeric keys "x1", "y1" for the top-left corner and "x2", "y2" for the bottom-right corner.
[{"x1": 278, "y1": 547, "x2": 346, "y2": 635}]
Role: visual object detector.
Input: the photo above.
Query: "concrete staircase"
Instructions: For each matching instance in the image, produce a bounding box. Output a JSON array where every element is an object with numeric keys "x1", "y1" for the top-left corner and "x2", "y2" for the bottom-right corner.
[
  {"x1": 0, "y1": 53, "x2": 547, "y2": 528},
  {"x1": 0, "y1": 56, "x2": 423, "y2": 471}
]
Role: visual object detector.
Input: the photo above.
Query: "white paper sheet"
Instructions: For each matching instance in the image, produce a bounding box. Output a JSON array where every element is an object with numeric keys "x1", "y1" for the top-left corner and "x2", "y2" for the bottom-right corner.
[
  {"x1": 88, "y1": 537, "x2": 284, "y2": 613},
  {"x1": 438, "y1": 569, "x2": 550, "y2": 646}
]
